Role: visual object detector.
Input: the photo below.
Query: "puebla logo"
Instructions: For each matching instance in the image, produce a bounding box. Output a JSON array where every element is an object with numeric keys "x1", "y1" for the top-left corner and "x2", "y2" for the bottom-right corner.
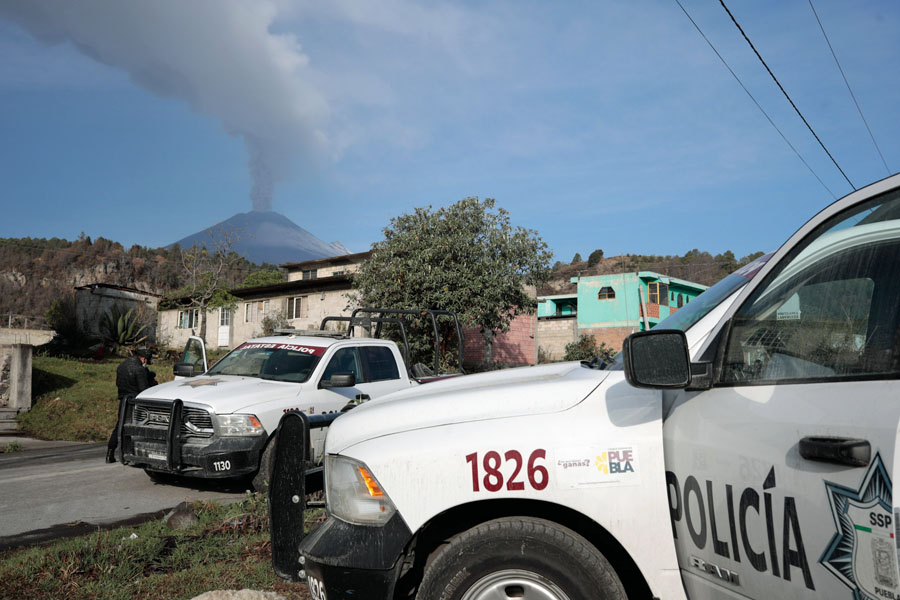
[{"x1": 820, "y1": 453, "x2": 899, "y2": 600}]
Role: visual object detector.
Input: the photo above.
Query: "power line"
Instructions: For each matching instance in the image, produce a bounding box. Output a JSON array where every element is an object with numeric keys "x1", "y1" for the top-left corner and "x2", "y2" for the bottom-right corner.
[
  {"x1": 718, "y1": 0, "x2": 856, "y2": 191},
  {"x1": 807, "y1": 0, "x2": 892, "y2": 176},
  {"x1": 672, "y1": 0, "x2": 837, "y2": 199}
]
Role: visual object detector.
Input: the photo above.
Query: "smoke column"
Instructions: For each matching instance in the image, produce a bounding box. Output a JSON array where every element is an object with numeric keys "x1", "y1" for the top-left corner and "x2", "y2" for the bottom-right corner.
[{"x1": 0, "y1": 0, "x2": 330, "y2": 211}]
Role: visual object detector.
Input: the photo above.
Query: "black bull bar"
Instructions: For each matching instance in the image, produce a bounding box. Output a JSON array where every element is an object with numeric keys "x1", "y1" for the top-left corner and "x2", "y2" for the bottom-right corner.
[{"x1": 268, "y1": 410, "x2": 342, "y2": 582}]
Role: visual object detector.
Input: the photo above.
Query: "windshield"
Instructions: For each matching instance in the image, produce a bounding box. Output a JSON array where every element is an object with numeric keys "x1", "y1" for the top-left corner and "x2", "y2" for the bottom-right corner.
[
  {"x1": 207, "y1": 342, "x2": 326, "y2": 383},
  {"x1": 656, "y1": 253, "x2": 772, "y2": 333}
]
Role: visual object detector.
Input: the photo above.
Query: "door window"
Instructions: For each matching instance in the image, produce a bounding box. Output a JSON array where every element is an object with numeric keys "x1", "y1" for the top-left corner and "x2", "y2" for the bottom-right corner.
[
  {"x1": 362, "y1": 346, "x2": 400, "y2": 382},
  {"x1": 183, "y1": 338, "x2": 206, "y2": 374},
  {"x1": 322, "y1": 348, "x2": 362, "y2": 383},
  {"x1": 720, "y1": 190, "x2": 900, "y2": 384}
]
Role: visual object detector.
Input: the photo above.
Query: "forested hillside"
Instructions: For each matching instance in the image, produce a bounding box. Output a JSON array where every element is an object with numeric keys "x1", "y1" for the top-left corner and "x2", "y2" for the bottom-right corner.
[
  {"x1": 0, "y1": 235, "x2": 265, "y2": 324},
  {"x1": 541, "y1": 249, "x2": 766, "y2": 295}
]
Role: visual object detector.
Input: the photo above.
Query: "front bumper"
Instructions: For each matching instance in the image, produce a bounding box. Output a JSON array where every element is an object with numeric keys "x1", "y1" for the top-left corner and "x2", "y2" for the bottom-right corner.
[
  {"x1": 120, "y1": 398, "x2": 266, "y2": 478},
  {"x1": 298, "y1": 513, "x2": 412, "y2": 600}
]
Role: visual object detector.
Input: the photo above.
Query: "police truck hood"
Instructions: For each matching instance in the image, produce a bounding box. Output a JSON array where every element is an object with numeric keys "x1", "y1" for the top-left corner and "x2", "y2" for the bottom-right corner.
[
  {"x1": 325, "y1": 362, "x2": 609, "y2": 454},
  {"x1": 136, "y1": 375, "x2": 299, "y2": 414}
]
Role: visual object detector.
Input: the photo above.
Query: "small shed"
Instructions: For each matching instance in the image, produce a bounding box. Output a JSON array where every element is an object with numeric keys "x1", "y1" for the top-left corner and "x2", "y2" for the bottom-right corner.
[{"x1": 75, "y1": 283, "x2": 161, "y2": 342}]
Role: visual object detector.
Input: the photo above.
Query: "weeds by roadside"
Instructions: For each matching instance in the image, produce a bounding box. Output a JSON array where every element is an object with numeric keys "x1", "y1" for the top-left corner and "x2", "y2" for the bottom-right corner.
[
  {"x1": 2, "y1": 441, "x2": 23, "y2": 453},
  {"x1": 0, "y1": 493, "x2": 317, "y2": 600}
]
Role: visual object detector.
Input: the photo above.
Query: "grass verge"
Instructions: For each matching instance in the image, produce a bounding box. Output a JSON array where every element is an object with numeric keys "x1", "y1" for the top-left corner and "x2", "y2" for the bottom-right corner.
[
  {"x1": 0, "y1": 493, "x2": 314, "y2": 600},
  {"x1": 19, "y1": 355, "x2": 175, "y2": 442},
  {"x1": 21, "y1": 350, "x2": 229, "y2": 442}
]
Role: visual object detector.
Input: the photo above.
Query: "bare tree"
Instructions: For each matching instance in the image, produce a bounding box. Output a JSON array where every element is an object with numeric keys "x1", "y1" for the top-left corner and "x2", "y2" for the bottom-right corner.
[{"x1": 173, "y1": 226, "x2": 241, "y2": 339}]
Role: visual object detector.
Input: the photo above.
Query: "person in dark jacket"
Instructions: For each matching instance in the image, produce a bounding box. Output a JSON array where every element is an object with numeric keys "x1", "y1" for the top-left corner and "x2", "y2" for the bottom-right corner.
[{"x1": 106, "y1": 348, "x2": 156, "y2": 463}]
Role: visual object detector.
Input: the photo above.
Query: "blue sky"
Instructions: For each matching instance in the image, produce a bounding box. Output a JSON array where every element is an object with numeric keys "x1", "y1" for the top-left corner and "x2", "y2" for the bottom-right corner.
[{"x1": 1, "y1": 0, "x2": 898, "y2": 263}]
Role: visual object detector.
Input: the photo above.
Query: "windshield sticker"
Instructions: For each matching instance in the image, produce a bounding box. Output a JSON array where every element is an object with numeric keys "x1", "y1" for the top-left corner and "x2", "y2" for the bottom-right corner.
[
  {"x1": 180, "y1": 378, "x2": 223, "y2": 387},
  {"x1": 236, "y1": 342, "x2": 326, "y2": 356},
  {"x1": 734, "y1": 252, "x2": 774, "y2": 279},
  {"x1": 556, "y1": 446, "x2": 640, "y2": 488},
  {"x1": 820, "y1": 452, "x2": 898, "y2": 600}
]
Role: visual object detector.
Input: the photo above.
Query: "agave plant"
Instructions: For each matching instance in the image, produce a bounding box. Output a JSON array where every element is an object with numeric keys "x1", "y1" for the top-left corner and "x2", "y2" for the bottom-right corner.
[{"x1": 100, "y1": 307, "x2": 149, "y2": 350}]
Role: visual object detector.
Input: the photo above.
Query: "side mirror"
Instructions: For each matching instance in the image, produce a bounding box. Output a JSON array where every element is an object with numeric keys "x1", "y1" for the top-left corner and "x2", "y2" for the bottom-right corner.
[
  {"x1": 174, "y1": 362, "x2": 197, "y2": 378},
  {"x1": 623, "y1": 330, "x2": 691, "y2": 389},
  {"x1": 320, "y1": 372, "x2": 356, "y2": 389}
]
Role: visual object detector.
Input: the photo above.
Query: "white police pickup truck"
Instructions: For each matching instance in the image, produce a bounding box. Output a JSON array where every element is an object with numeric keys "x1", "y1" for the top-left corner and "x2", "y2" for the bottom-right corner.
[
  {"x1": 118, "y1": 329, "x2": 427, "y2": 490},
  {"x1": 278, "y1": 174, "x2": 900, "y2": 600}
]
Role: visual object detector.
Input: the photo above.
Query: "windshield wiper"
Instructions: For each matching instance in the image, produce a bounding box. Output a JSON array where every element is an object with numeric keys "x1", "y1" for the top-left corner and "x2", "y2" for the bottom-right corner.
[{"x1": 580, "y1": 357, "x2": 609, "y2": 370}]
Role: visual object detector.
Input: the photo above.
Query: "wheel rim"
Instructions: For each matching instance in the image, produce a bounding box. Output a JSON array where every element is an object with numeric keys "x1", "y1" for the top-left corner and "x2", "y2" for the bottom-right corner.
[{"x1": 460, "y1": 569, "x2": 571, "y2": 600}]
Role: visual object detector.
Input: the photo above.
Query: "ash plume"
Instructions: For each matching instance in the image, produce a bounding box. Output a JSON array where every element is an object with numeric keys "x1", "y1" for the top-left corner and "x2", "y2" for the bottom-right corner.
[{"x1": 0, "y1": 0, "x2": 330, "y2": 212}]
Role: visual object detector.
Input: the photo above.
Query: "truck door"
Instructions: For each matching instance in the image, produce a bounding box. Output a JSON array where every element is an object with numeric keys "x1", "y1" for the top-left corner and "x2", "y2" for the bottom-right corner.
[
  {"x1": 317, "y1": 346, "x2": 371, "y2": 411},
  {"x1": 664, "y1": 186, "x2": 900, "y2": 599}
]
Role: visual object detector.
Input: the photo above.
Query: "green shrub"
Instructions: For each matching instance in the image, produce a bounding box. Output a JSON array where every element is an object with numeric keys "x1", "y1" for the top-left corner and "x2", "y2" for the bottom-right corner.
[{"x1": 563, "y1": 333, "x2": 617, "y2": 363}]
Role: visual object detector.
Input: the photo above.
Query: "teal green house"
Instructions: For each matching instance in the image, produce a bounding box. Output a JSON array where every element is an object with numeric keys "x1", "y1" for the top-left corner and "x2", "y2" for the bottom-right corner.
[{"x1": 537, "y1": 272, "x2": 708, "y2": 354}]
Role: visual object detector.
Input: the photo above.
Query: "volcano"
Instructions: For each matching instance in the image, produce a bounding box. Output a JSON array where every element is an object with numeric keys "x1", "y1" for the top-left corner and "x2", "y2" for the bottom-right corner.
[{"x1": 171, "y1": 211, "x2": 350, "y2": 265}]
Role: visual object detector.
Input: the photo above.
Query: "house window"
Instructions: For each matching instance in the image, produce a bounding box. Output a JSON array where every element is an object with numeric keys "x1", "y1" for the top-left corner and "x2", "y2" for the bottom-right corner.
[
  {"x1": 648, "y1": 282, "x2": 669, "y2": 306},
  {"x1": 220, "y1": 308, "x2": 231, "y2": 327},
  {"x1": 178, "y1": 309, "x2": 200, "y2": 329},
  {"x1": 302, "y1": 269, "x2": 317, "y2": 280},
  {"x1": 597, "y1": 286, "x2": 616, "y2": 300},
  {"x1": 677, "y1": 294, "x2": 684, "y2": 308},
  {"x1": 244, "y1": 300, "x2": 270, "y2": 323},
  {"x1": 287, "y1": 296, "x2": 308, "y2": 320}
]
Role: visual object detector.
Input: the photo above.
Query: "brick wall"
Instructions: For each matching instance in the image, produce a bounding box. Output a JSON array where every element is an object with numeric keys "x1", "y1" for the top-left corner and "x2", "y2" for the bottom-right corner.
[
  {"x1": 463, "y1": 313, "x2": 536, "y2": 367},
  {"x1": 582, "y1": 326, "x2": 635, "y2": 352}
]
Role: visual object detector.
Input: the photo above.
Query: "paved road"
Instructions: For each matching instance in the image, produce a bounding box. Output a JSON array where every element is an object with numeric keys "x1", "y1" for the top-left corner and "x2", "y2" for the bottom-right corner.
[{"x1": 0, "y1": 437, "x2": 249, "y2": 549}]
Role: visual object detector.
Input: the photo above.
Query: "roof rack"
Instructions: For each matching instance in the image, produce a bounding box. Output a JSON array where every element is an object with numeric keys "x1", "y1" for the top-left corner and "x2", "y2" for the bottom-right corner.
[
  {"x1": 348, "y1": 308, "x2": 465, "y2": 376},
  {"x1": 272, "y1": 329, "x2": 349, "y2": 339}
]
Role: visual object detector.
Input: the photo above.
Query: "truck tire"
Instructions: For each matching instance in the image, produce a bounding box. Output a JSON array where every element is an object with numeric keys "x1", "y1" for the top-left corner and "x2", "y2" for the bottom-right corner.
[
  {"x1": 252, "y1": 434, "x2": 276, "y2": 493},
  {"x1": 416, "y1": 517, "x2": 626, "y2": 600}
]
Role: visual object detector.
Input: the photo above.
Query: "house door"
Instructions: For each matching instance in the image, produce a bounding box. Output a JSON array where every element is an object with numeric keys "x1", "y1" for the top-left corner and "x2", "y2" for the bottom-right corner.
[{"x1": 218, "y1": 308, "x2": 231, "y2": 348}]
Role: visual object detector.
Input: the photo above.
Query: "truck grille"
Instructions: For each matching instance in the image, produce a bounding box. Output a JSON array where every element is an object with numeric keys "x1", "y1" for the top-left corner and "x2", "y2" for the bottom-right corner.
[{"x1": 132, "y1": 403, "x2": 214, "y2": 438}]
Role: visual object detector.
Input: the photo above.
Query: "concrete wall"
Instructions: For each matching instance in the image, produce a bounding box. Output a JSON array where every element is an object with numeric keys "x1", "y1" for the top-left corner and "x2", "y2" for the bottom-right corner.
[
  {"x1": 0, "y1": 329, "x2": 53, "y2": 413},
  {"x1": 535, "y1": 316, "x2": 578, "y2": 362},
  {"x1": 286, "y1": 262, "x2": 361, "y2": 282},
  {"x1": 574, "y1": 273, "x2": 642, "y2": 329},
  {"x1": 0, "y1": 347, "x2": 10, "y2": 407},
  {"x1": 75, "y1": 285, "x2": 160, "y2": 342},
  {"x1": 157, "y1": 307, "x2": 228, "y2": 351},
  {"x1": 157, "y1": 288, "x2": 356, "y2": 351},
  {"x1": 571, "y1": 272, "x2": 706, "y2": 334},
  {"x1": 537, "y1": 295, "x2": 577, "y2": 318}
]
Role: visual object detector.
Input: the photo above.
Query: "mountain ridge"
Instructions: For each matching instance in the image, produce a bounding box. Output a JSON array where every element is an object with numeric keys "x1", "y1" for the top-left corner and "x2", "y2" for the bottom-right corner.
[{"x1": 171, "y1": 210, "x2": 351, "y2": 265}]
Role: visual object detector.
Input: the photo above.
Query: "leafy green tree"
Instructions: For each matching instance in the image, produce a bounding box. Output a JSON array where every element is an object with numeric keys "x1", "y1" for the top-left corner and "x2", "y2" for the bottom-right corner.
[
  {"x1": 571, "y1": 253, "x2": 582, "y2": 264},
  {"x1": 353, "y1": 197, "x2": 553, "y2": 368},
  {"x1": 239, "y1": 268, "x2": 285, "y2": 288},
  {"x1": 587, "y1": 249, "x2": 604, "y2": 267}
]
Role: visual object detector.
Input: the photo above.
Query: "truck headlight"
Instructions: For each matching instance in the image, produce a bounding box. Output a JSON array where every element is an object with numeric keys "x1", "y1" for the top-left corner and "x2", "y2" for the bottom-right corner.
[
  {"x1": 215, "y1": 414, "x2": 265, "y2": 436},
  {"x1": 325, "y1": 455, "x2": 397, "y2": 526}
]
